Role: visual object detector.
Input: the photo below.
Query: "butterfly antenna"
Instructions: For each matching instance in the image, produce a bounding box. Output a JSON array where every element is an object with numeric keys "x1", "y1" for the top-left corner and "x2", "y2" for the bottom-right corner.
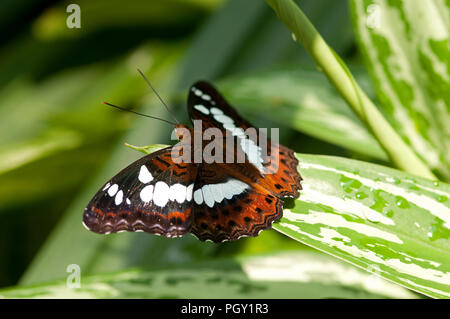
[
  {"x1": 103, "y1": 101, "x2": 176, "y2": 125},
  {"x1": 137, "y1": 68, "x2": 179, "y2": 124}
]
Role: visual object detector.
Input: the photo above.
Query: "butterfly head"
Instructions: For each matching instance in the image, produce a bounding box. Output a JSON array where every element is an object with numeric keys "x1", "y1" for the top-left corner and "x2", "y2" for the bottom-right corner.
[{"x1": 174, "y1": 124, "x2": 193, "y2": 142}]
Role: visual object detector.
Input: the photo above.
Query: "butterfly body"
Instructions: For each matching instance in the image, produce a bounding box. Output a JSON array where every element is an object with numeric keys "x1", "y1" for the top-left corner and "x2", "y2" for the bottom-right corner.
[{"x1": 83, "y1": 81, "x2": 302, "y2": 242}]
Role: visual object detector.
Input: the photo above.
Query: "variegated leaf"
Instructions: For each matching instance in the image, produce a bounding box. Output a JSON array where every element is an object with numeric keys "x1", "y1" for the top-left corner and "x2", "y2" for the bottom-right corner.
[
  {"x1": 0, "y1": 251, "x2": 416, "y2": 299},
  {"x1": 350, "y1": 0, "x2": 450, "y2": 180},
  {"x1": 275, "y1": 154, "x2": 450, "y2": 298}
]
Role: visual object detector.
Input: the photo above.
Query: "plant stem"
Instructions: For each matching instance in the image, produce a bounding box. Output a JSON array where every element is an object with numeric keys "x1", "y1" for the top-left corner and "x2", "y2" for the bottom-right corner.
[{"x1": 265, "y1": 0, "x2": 436, "y2": 180}]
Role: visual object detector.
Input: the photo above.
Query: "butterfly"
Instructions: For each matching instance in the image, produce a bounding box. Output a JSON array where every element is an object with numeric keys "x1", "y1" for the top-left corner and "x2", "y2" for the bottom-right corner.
[{"x1": 83, "y1": 81, "x2": 302, "y2": 243}]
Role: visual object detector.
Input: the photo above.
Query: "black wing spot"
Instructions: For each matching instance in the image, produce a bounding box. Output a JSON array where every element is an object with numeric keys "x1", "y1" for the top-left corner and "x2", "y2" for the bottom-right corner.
[
  {"x1": 175, "y1": 163, "x2": 185, "y2": 169},
  {"x1": 197, "y1": 211, "x2": 206, "y2": 218}
]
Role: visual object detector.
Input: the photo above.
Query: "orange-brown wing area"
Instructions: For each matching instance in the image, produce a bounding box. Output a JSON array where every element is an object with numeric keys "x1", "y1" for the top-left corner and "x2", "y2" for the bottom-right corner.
[
  {"x1": 189, "y1": 163, "x2": 283, "y2": 243},
  {"x1": 191, "y1": 187, "x2": 283, "y2": 243},
  {"x1": 83, "y1": 147, "x2": 198, "y2": 238},
  {"x1": 259, "y1": 143, "x2": 302, "y2": 198}
]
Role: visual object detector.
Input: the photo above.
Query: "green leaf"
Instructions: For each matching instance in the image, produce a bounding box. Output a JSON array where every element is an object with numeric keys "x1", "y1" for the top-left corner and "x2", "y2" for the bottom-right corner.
[
  {"x1": 218, "y1": 66, "x2": 388, "y2": 160},
  {"x1": 129, "y1": 144, "x2": 169, "y2": 154},
  {"x1": 124, "y1": 143, "x2": 168, "y2": 154},
  {"x1": 350, "y1": 0, "x2": 450, "y2": 180},
  {"x1": 265, "y1": 0, "x2": 436, "y2": 180},
  {"x1": 275, "y1": 153, "x2": 450, "y2": 298},
  {"x1": 0, "y1": 128, "x2": 82, "y2": 175},
  {"x1": 121, "y1": 143, "x2": 450, "y2": 298},
  {"x1": 0, "y1": 251, "x2": 417, "y2": 298},
  {"x1": 31, "y1": 0, "x2": 220, "y2": 40},
  {"x1": 178, "y1": 0, "x2": 355, "y2": 86},
  {"x1": 177, "y1": 0, "x2": 268, "y2": 87}
]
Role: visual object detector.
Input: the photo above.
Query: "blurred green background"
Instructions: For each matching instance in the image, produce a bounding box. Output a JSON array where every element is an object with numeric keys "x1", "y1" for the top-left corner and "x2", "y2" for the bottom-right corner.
[{"x1": 0, "y1": 0, "x2": 393, "y2": 295}]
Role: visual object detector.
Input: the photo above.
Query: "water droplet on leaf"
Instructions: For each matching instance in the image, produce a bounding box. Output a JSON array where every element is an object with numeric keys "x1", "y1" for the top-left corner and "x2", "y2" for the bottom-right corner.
[
  {"x1": 395, "y1": 196, "x2": 409, "y2": 208},
  {"x1": 356, "y1": 192, "x2": 368, "y2": 199}
]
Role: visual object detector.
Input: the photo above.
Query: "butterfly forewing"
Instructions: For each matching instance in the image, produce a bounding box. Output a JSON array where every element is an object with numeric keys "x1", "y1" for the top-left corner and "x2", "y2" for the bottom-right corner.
[
  {"x1": 188, "y1": 81, "x2": 302, "y2": 197},
  {"x1": 83, "y1": 147, "x2": 198, "y2": 237},
  {"x1": 188, "y1": 81, "x2": 253, "y2": 131}
]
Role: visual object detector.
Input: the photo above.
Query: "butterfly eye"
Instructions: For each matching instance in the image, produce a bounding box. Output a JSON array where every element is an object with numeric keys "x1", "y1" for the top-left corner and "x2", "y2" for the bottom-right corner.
[{"x1": 175, "y1": 126, "x2": 191, "y2": 142}]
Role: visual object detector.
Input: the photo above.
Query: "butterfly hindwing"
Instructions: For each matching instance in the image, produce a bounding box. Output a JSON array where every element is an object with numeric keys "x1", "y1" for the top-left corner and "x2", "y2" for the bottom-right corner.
[
  {"x1": 83, "y1": 147, "x2": 198, "y2": 237},
  {"x1": 258, "y1": 144, "x2": 302, "y2": 198},
  {"x1": 190, "y1": 163, "x2": 283, "y2": 242}
]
